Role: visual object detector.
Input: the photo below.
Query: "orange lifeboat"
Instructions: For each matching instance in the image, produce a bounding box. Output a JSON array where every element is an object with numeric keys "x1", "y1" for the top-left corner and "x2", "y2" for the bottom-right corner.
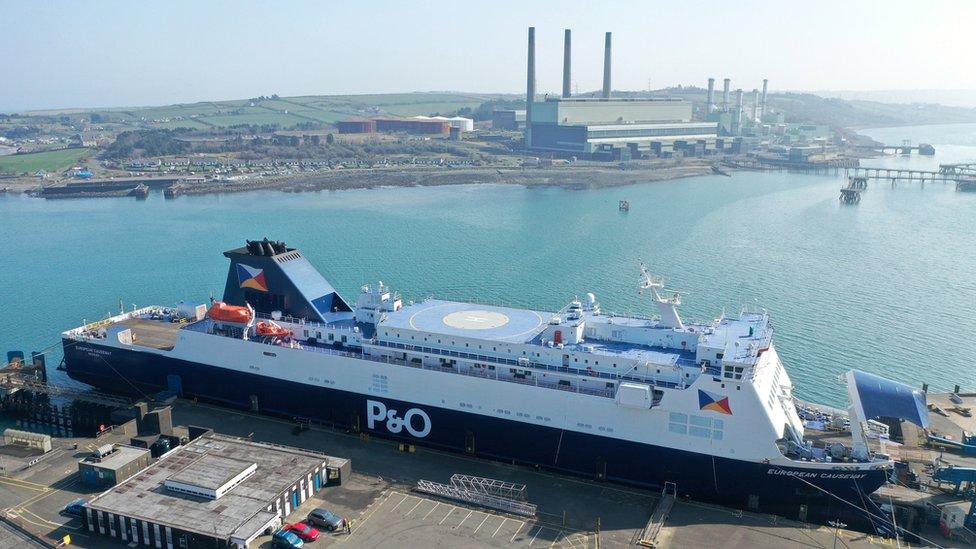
[
  {"x1": 256, "y1": 321, "x2": 291, "y2": 338},
  {"x1": 207, "y1": 302, "x2": 253, "y2": 324}
]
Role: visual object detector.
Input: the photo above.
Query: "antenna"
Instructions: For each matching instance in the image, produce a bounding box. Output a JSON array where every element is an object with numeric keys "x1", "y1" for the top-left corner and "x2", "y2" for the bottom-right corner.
[{"x1": 637, "y1": 260, "x2": 685, "y2": 330}]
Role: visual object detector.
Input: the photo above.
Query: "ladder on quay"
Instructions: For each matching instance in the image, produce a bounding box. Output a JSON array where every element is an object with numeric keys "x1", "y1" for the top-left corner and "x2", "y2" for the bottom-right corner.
[{"x1": 637, "y1": 482, "x2": 676, "y2": 547}]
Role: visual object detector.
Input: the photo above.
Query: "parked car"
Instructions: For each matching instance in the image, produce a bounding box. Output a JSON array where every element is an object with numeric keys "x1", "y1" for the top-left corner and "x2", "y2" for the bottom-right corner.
[
  {"x1": 284, "y1": 522, "x2": 320, "y2": 542},
  {"x1": 306, "y1": 507, "x2": 342, "y2": 531},
  {"x1": 272, "y1": 529, "x2": 304, "y2": 548},
  {"x1": 61, "y1": 498, "x2": 87, "y2": 517}
]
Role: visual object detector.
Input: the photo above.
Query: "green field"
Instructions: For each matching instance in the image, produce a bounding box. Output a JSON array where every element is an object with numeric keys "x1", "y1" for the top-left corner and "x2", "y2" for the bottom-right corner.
[
  {"x1": 87, "y1": 92, "x2": 511, "y2": 130},
  {"x1": 203, "y1": 112, "x2": 309, "y2": 127},
  {"x1": 0, "y1": 148, "x2": 92, "y2": 174}
]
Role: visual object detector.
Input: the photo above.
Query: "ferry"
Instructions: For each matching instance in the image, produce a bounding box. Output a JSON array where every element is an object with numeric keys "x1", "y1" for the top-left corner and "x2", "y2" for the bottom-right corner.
[{"x1": 61, "y1": 239, "x2": 928, "y2": 528}]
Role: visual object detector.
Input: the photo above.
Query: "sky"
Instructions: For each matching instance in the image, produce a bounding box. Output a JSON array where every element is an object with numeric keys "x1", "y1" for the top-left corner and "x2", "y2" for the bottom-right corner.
[{"x1": 2, "y1": 0, "x2": 976, "y2": 112}]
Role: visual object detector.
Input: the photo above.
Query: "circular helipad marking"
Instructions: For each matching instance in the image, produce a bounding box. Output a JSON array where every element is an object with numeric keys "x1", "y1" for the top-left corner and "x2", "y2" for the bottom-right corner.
[{"x1": 442, "y1": 310, "x2": 510, "y2": 330}]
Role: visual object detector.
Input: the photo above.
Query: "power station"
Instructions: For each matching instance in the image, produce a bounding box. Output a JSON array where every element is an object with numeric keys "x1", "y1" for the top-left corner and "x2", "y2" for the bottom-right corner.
[{"x1": 523, "y1": 27, "x2": 718, "y2": 160}]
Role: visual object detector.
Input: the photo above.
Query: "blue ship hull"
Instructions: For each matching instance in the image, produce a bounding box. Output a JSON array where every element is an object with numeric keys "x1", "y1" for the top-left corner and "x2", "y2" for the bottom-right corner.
[{"x1": 62, "y1": 338, "x2": 889, "y2": 528}]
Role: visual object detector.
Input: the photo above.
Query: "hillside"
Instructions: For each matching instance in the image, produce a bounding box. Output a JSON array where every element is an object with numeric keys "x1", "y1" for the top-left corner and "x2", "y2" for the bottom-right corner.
[{"x1": 24, "y1": 92, "x2": 511, "y2": 131}]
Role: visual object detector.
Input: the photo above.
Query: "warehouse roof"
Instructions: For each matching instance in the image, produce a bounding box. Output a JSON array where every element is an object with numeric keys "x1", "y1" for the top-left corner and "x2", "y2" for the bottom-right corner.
[
  {"x1": 79, "y1": 445, "x2": 149, "y2": 472},
  {"x1": 86, "y1": 434, "x2": 341, "y2": 540}
]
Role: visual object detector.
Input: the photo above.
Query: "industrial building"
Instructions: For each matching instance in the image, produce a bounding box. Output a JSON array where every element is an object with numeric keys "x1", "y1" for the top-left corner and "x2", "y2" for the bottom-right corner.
[
  {"x1": 78, "y1": 444, "x2": 151, "y2": 488},
  {"x1": 524, "y1": 28, "x2": 718, "y2": 159},
  {"x1": 413, "y1": 115, "x2": 474, "y2": 132},
  {"x1": 336, "y1": 117, "x2": 461, "y2": 135},
  {"x1": 83, "y1": 433, "x2": 350, "y2": 549},
  {"x1": 336, "y1": 119, "x2": 376, "y2": 134},
  {"x1": 492, "y1": 109, "x2": 525, "y2": 130},
  {"x1": 702, "y1": 76, "x2": 774, "y2": 137}
]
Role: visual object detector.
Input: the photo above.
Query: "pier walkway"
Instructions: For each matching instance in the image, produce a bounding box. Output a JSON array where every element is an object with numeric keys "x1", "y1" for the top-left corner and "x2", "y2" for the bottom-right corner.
[{"x1": 844, "y1": 166, "x2": 976, "y2": 191}]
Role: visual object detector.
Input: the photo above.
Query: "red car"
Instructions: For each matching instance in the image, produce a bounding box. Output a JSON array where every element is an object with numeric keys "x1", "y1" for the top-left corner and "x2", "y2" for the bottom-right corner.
[{"x1": 284, "y1": 522, "x2": 320, "y2": 542}]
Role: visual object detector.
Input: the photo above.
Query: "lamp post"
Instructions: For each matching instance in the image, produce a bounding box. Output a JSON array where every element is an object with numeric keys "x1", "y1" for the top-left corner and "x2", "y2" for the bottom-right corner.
[{"x1": 827, "y1": 520, "x2": 847, "y2": 549}]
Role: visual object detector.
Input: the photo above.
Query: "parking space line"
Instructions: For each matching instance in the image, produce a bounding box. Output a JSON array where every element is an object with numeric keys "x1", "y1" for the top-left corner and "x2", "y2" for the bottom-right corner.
[
  {"x1": 509, "y1": 521, "x2": 525, "y2": 542},
  {"x1": 348, "y1": 491, "x2": 393, "y2": 537},
  {"x1": 404, "y1": 499, "x2": 424, "y2": 517},
  {"x1": 389, "y1": 494, "x2": 410, "y2": 513},
  {"x1": 455, "y1": 510, "x2": 473, "y2": 529},
  {"x1": 473, "y1": 513, "x2": 491, "y2": 534},
  {"x1": 492, "y1": 517, "x2": 508, "y2": 538},
  {"x1": 549, "y1": 529, "x2": 565, "y2": 547},
  {"x1": 528, "y1": 524, "x2": 542, "y2": 546},
  {"x1": 422, "y1": 501, "x2": 440, "y2": 520},
  {"x1": 438, "y1": 506, "x2": 456, "y2": 525}
]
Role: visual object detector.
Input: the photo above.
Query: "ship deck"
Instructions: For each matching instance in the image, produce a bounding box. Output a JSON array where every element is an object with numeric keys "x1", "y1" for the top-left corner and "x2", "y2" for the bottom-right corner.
[
  {"x1": 383, "y1": 299, "x2": 550, "y2": 344},
  {"x1": 114, "y1": 317, "x2": 183, "y2": 350}
]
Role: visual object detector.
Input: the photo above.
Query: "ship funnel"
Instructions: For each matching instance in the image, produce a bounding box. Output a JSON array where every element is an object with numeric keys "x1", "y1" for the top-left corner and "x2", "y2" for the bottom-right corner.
[
  {"x1": 562, "y1": 29, "x2": 572, "y2": 98},
  {"x1": 223, "y1": 240, "x2": 351, "y2": 322},
  {"x1": 602, "y1": 32, "x2": 612, "y2": 99}
]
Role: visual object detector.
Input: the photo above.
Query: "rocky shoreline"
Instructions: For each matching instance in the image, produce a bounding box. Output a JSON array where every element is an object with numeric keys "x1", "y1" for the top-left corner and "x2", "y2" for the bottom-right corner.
[{"x1": 2, "y1": 161, "x2": 728, "y2": 198}]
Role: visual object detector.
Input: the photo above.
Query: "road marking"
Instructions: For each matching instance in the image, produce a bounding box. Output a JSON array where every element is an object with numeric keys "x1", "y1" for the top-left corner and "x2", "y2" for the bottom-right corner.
[
  {"x1": 389, "y1": 494, "x2": 409, "y2": 513},
  {"x1": 18, "y1": 507, "x2": 79, "y2": 530},
  {"x1": 528, "y1": 525, "x2": 543, "y2": 546},
  {"x1": 0, "y1": 478, "x2": 47, "y2": 492},
  {"x1": 348, "y1": 490, "x2": 392, "y2": 537},
  {"x1": 438, "y1": 506, "x2": 456, "y2": 525},
  {"x1": 492, "y1": 517, "x2": 508, "y2": 538},
  {"x1": 7, "y1": 511, "x2": 55, "y2": 530},
  {"x1": 550, "y1": 529, "x2": 565, "y2": 547},
  {"x1": 404, "y1": 499, "x2": 424, "y2": 517},
  {"x1": 473, "y1": 514, "x2": 491, "y2": 535},
  {"x1": 422, "y1": 501, "x2": 440, "y2": 520},
  {"x1": 455, "y1": 510, "x2": 473, "y2": 529},
  {"x1": 510, "y1": 521, "x2": 525, "y2": 542},
  {"x1": 15, "y1": 477, "x2": 79, "y2": 509},
  {"x1": 0, "y1": 475, "x2": 48, "y2": 489}
]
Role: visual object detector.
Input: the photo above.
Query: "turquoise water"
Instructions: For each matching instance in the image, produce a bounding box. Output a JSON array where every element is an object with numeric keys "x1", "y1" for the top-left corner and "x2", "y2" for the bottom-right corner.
[{"x1": 2, "y1": 124, "x2": 975, "y2": 407}]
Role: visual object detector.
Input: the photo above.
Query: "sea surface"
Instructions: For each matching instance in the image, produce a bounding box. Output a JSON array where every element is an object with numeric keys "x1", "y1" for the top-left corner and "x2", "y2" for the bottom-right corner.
[{"x1": 2, "y1": 124, "x2": 974, "y2": 407}]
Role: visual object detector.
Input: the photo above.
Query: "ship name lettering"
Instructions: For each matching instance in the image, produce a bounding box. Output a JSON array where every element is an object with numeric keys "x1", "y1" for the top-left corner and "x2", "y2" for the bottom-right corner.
[{"x1": 767, "y1": 469, "x2": 867, "y2": 480}]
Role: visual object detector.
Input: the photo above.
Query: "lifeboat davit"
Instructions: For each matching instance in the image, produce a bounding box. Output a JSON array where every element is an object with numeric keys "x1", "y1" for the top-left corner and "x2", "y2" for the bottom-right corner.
[
  {"x1": 255, "y1": 321, "x2": 291, "y2": 338},
  {"x1": 207, "y1": 302, "x2": 253, "y2": 324}
]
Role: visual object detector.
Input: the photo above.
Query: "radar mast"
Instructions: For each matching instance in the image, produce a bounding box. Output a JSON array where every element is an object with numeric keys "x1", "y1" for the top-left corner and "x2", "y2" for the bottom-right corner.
[{"x1": 638, "y1": 261, "x2": 685, "y2": 330}]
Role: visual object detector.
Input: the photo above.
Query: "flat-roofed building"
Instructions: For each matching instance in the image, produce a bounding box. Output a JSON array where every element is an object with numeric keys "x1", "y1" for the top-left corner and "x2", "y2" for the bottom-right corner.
[
  {"x1": 78, "y1": 444, "x2": 152, "y2": 488},
  {"x1": 492, "y1": 110, "x2": 525, "y2": 130},
  {"x1": 526, "y1": 97, "x2": 718, "y2": 159},
  {"x1": 83, "y1": 433, "x2": 350, "y2": 549}
]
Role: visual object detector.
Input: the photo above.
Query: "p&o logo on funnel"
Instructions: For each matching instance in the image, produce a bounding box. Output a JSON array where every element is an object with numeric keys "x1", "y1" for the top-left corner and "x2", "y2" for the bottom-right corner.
[
  {"x1": 237, "y1": 264, "x2": 268, "y2": 292},
  {"x1": 698, "y1": 390, "x2": 732, "y2": 415}
]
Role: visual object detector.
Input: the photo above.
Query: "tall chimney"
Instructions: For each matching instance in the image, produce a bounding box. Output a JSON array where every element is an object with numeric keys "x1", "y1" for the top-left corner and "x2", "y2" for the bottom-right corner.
[
  {"x1": 752, "y1": 89, "x2": 760, "y2": 122},
  {"x1": 733, "y1": 88, "x2": 744, "y2": 133},
  {"x1": 562, "y1": 29, "x2": 572, "y2": 98},
  {"x1": 706, "y1": 78, "x2": 715, "y2": 113},
  {"x1": 722, "y1": 78, "x2": 731, "y2": 112},
  {"x1": 526, "y1": 27, "x2": 535, "y2": 148},
  {"x1": 760, "y1": 78, "x2": 769, "y2": 118},
  {"x1": 602, "y1": 32, "x2": 612, "y2": 99}
]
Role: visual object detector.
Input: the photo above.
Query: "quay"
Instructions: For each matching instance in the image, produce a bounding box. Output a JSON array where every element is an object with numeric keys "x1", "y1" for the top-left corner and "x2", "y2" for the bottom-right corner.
[{"x1": 3, "y1": 352, "x2": 976, "y2": 547}]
